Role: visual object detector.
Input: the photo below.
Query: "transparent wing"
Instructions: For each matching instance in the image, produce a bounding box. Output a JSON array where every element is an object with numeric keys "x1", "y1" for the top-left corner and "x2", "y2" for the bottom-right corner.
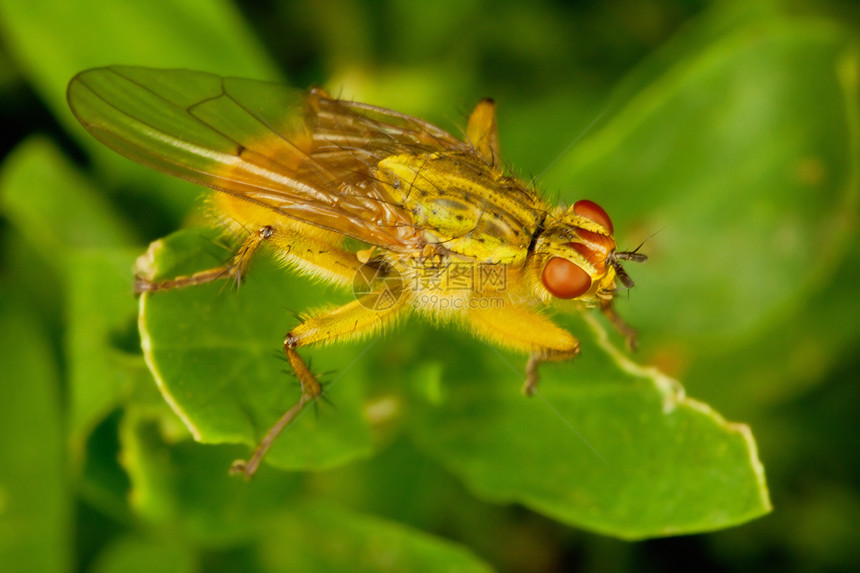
[{"x1": 67, "y1": 66, "x2": 473, "y2": 249}]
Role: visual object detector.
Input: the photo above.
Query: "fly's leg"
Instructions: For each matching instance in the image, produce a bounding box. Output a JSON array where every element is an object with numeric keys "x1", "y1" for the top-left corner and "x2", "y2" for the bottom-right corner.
[
  {"x1": 524, "y1": 346, "x2": 580, "y2": 396},
  {"x1": 600, "y1": 302, "x2": 639, "y2": 351},
  {"x1": 465, "y1": 303, "x2": 579, "y2": 396},
  {"x1": 135, "y1": 226, "x2": 274, "y2": 293},
  {"x1": 230, "y1": 281, "x2": 409, "y2": 478},
  {"x1": 466, "y1": 99, "x2": 501, "y2": 170},
  {"x1": 228, "y1": 345, "x2": 319, "y2": 479}
]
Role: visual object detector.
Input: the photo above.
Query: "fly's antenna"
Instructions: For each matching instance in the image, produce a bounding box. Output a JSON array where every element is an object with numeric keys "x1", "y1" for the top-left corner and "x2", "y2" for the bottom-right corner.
[
  {"x1": 615, "y1": 226, "x2": 664, "y2": 264},
  {"x1": 608, "y1": 232, "x2": 655, "y2": 290},
  {"x1": 613, "y1": 248, "x2": 648, "y2": 263}
]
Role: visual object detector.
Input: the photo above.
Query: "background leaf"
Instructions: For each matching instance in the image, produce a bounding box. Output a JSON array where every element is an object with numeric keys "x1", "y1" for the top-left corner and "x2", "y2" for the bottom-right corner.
[
  {"x1": 257, "y1": 504, "x2": 494, "y2": 573},
  {"x1": 0, "y1": 299, "x2": 69, "y2": 573},
  {"x1": 545, "y1": 19, "x2": 858, "y2": 346}
]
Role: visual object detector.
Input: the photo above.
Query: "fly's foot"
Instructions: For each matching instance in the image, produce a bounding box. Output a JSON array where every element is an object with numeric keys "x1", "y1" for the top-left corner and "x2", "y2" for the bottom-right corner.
[{"x1": 229, "y1": 389, "x2": 319, "y2": 478}]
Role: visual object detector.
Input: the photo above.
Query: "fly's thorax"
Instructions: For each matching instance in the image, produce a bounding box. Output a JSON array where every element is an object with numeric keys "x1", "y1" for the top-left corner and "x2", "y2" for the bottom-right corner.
[
  {"x1": 528, "y1": 200, "x2": 619, "y2": 306},
  {"x1": 375, "y1": 153, "x2": 540, "y2": 265}
]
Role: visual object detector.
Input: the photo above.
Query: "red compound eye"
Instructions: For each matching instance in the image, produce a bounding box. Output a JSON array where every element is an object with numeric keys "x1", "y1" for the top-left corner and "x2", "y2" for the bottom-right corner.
[
  {"x1": 574, "y1": 199, "x2": 613, "y2": 233},
  {"x1": 541, "y1": 257, "x2": 592, "y2": 299}
]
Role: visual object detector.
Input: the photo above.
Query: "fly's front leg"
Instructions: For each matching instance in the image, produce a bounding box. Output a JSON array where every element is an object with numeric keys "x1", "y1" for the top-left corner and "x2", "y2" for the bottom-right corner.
[
  {"x1": 601, "y1": 301, "x2": 639, "y2": 351},
  {"x1": 465, "y1": 303, "x2": 580, "y2": 396},
  {"x1": 231, "y1": 283, "x2": 409, "y2": 478},
  {"x1": 524, "y1": 346, "x2": 579, "y2": 396},
  {"x1": 135, "y1": 225, "x2": 274, "y2": 293}
]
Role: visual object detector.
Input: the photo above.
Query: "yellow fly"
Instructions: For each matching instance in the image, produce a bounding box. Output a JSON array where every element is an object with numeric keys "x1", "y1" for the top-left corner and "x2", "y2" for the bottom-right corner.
[{"x1": 67, "y1": 66, "x2": 646, "y2": 476}]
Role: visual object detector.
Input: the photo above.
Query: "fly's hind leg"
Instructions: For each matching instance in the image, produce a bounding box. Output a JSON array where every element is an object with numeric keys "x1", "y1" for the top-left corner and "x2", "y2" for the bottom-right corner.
[
  {"x1": 231, "y1": 277, "x2": 409, "y2": 478},
  {"x1": 135, "y1": 225, "x2": 274, "y2": 293}
]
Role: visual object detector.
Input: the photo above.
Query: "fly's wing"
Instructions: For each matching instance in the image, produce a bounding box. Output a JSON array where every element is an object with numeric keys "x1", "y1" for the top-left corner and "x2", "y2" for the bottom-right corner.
[{"x1": 67, "y1": 66, "x2": 472, "y2": 250}]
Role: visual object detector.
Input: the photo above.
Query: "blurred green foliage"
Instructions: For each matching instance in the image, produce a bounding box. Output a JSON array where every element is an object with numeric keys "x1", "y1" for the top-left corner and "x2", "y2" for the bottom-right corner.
[{"x1": 0, "y1": 0, "x2": 858, "y2": 572}]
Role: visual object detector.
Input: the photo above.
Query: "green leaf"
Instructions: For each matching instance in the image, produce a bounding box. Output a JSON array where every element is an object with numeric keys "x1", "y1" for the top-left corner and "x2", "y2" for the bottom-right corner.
[
  {"x1": 258, "y1": 504, "x2": 494, "y2": 573},
  {"x1": 91, "y1": 535, "x2": 194, "y2": 573},
  {"x1": 138, "y1": 229, "x2": 374, "y2": 471},
  {"x1": 0, "y1": 137, "x2": 136, "y2": 260},
  {"x1": 0, "y1": 0, "x2": 279, "y2": 122},
  {"x1": 0, "y1": 137, "x2": 146, "y2": 461},
  {"x1": 685, "y1": 232, "x2": 860, "y2": 417},
  {"x1": 65, "y1": 248, "x2": 147, "y2": 461},
  {"x1": 118, "y1": 410, "x2": 301, "y2": 545},
  {"x1": 404, "y1": 315, "x2": 770, "y2": 540},
  {"x1": 0, "y1": 298, "x2": 70, "y2": 573}
]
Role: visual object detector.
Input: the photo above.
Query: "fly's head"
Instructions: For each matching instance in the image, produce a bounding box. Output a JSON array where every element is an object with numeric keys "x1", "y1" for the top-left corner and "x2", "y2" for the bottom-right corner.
[{"x1": 530, "y1": 200, "x2": 647, "y2": 306}]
